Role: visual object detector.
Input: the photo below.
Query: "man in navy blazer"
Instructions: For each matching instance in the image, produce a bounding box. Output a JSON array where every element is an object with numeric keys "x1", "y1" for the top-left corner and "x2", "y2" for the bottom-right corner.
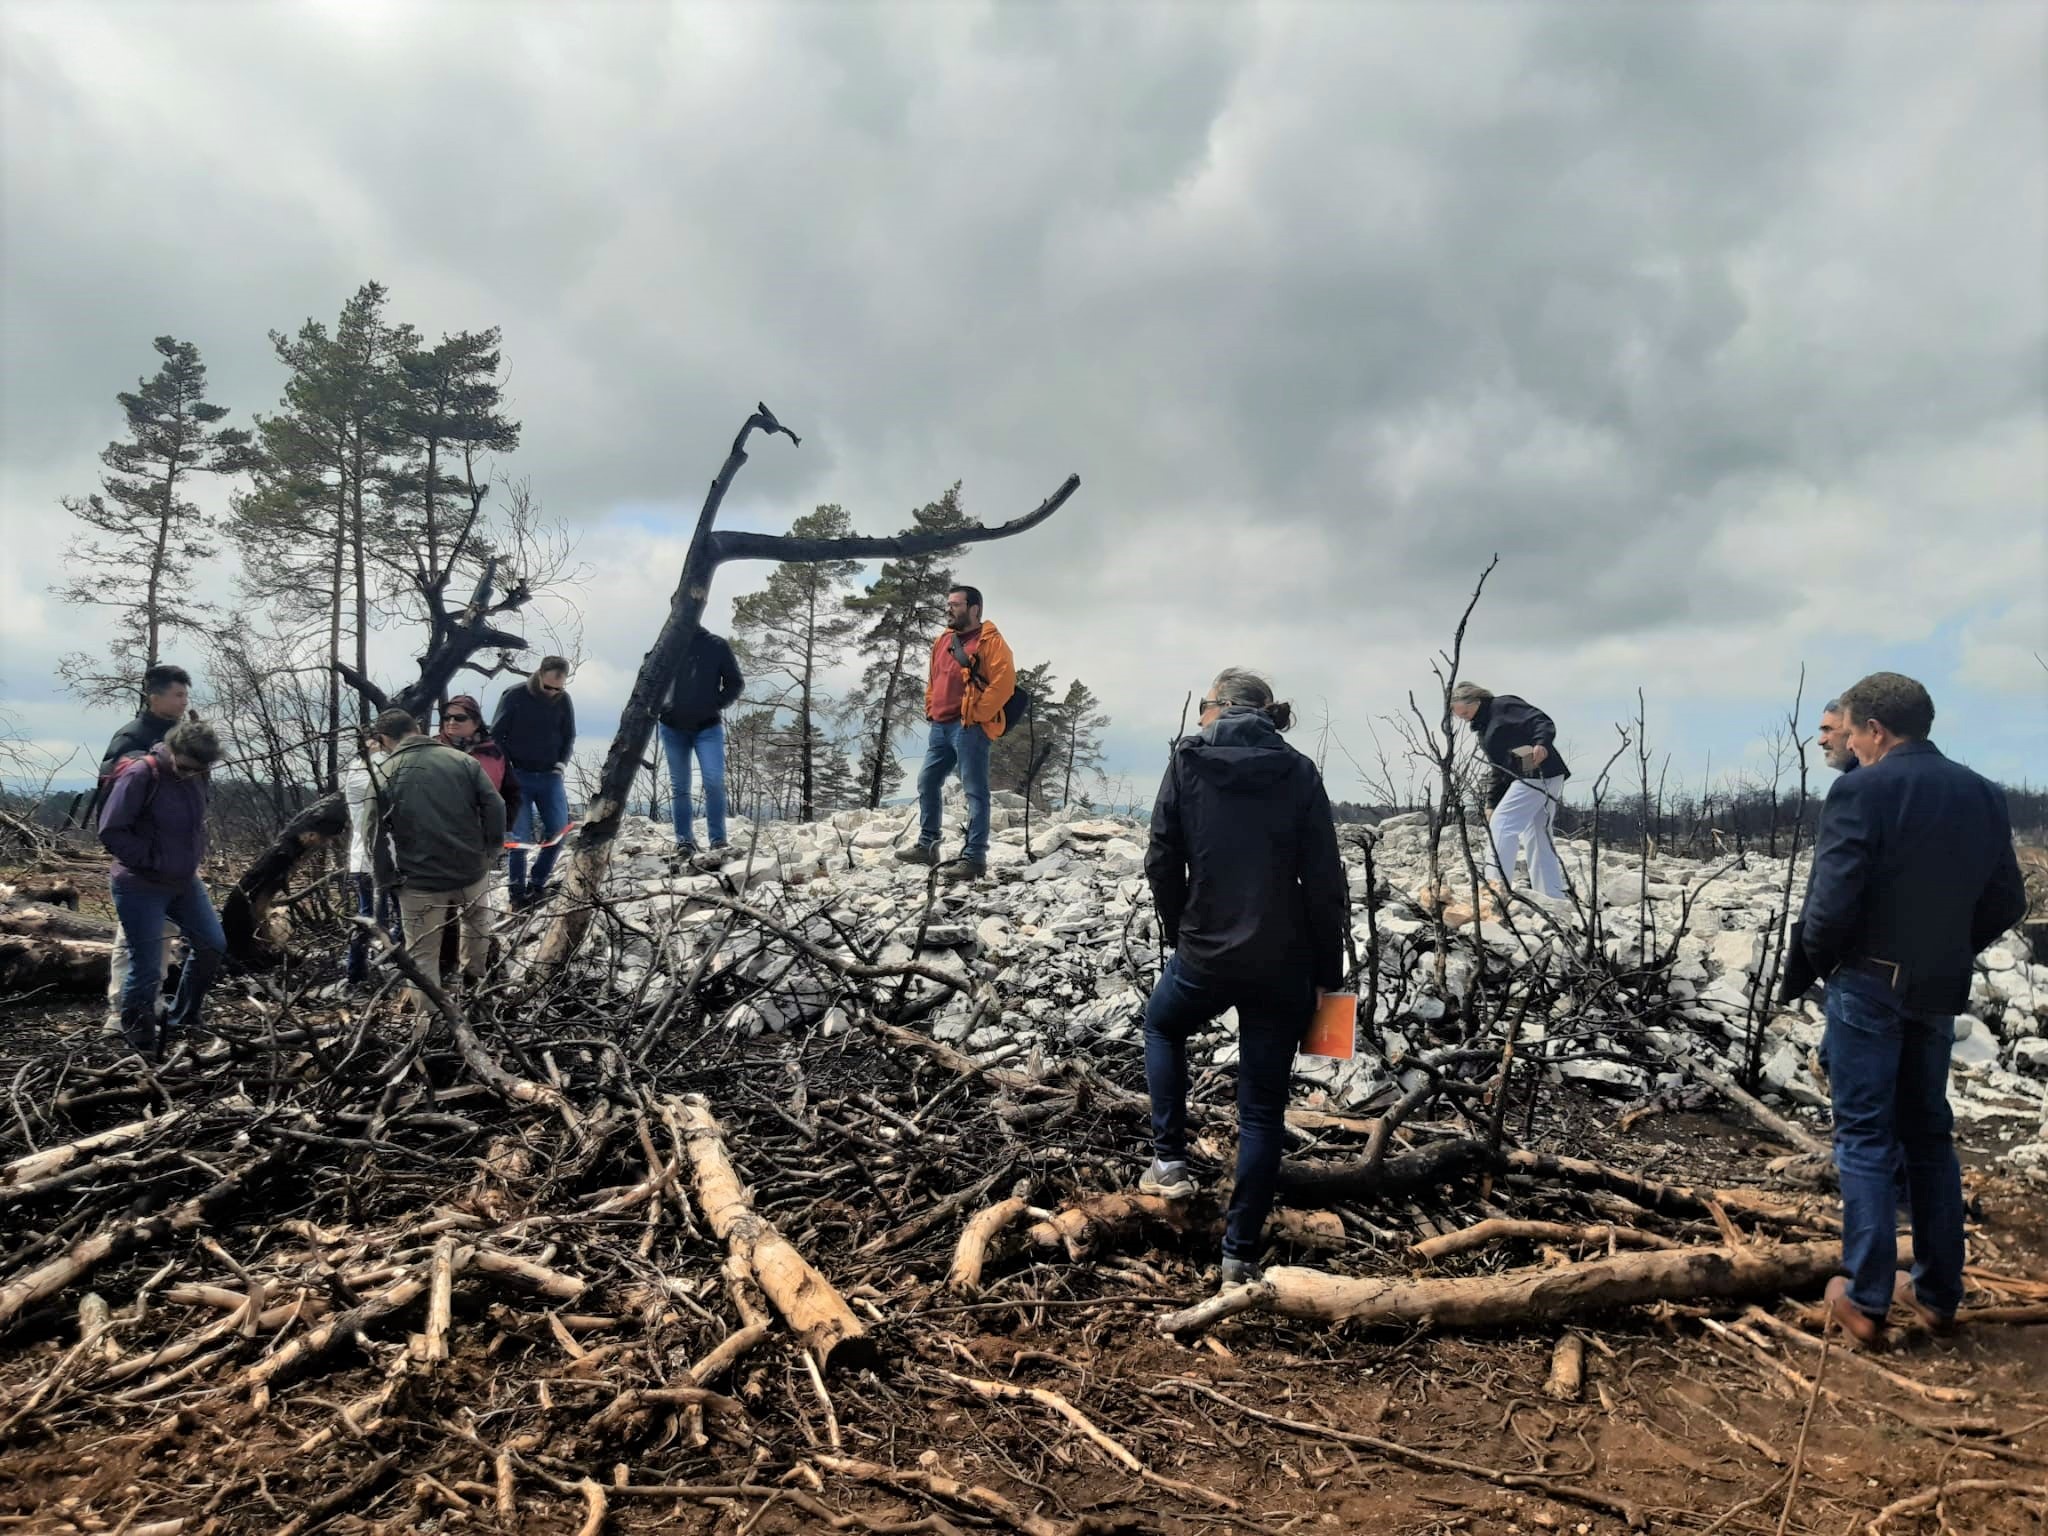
[{"x1": 1800, "y1": 672, "x2": 2025, "y2": 1346}]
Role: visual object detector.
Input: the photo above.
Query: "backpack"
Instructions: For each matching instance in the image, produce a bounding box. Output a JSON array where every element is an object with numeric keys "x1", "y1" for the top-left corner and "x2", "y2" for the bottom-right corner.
[
  {"x1": 949, "y1": 631, "x2": 1031, "y2": 732},
  {"x1": 96, "y1": 750, "x2": 162, "y2": 832}
]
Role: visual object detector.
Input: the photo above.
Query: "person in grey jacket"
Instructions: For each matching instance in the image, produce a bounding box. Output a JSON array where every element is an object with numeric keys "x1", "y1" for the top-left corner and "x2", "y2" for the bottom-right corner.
[{"x1": 362, "y1": 708, "x2": 507, "y2": 1000}]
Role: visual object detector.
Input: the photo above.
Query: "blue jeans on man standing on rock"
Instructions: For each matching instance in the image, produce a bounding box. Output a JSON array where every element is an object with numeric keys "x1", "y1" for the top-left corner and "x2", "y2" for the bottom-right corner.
[
  {"x1": 1824, "y1": 970, "x2": 1966, "y2": 1320},
  {"x1": 916, "y1": 719, "x2": 990, "y2": 863},
  {"x1": 509, "y1": 768, "x2": 569, "y2": 896},
  {"x1": 658, "y1": 720, "x2": 727, "y2": 848},
  {"x1": 111, "y1": 874, "x2": 227, "y2": 1039},
  {"x1": 1144, "y1": 952, "x2": 1314, "y2": 1260}
]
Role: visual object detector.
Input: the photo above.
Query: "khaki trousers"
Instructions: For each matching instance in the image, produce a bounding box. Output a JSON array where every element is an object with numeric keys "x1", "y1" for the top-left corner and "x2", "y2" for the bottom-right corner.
[{"x1": 396, "y1": 876, "x2": 492, "y2": 999}]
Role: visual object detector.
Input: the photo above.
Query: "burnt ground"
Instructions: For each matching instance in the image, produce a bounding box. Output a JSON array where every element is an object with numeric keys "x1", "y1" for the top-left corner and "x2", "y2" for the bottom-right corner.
[{"x1": 2, "y1": 856, "x2": 2046, "y2": 1536}]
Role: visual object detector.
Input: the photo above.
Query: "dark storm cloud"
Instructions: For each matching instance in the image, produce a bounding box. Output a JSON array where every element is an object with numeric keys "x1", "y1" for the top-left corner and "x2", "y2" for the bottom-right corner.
[{"x1": 3, "y1": 0, "x2": 2042, "y2": 788}]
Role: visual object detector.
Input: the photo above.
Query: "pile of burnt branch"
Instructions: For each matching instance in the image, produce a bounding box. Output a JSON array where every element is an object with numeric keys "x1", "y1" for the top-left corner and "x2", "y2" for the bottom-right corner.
[{"x1": 6, "y1": 868, "x2": 2048, "y2": 1536}]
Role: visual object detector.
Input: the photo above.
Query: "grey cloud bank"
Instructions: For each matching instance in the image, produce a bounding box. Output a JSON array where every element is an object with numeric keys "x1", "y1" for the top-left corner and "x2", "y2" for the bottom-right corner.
[{"x1": 3, "y1": 0, "x2": 2043, "y2": 798}]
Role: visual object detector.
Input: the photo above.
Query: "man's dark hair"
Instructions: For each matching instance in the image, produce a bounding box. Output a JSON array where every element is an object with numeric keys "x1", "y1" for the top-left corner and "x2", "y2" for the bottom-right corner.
[
  {"x1": 1838, "y1": 672, "x2": 1935, "y2": 742},
  {"x1": 372, "y1": 708, "x2": 421, "y2": 741},
  {"x1": 950, "y1": 585, "x2": 983, "y2": 613},
  {"x1": 535, "y1": 656, "x2": 570, "y2": 681},
  {"x1": 143, "y1": 664, "x2": 192, "y2": 695}
]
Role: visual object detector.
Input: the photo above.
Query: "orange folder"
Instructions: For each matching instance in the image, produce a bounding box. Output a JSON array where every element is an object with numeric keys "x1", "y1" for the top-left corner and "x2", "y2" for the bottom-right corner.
[{"x1": 1301, "y1": 991, "x2": 1357, "y2": 1060}]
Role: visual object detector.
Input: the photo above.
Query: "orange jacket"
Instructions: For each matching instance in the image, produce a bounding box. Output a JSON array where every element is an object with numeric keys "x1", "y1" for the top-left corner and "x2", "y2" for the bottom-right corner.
[{"x1": 925, "y1": 620, "x2": 1015, "y2": 741}]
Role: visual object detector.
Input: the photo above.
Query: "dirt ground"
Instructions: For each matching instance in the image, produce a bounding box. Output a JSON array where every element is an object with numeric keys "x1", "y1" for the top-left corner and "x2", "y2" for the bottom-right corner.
[{"x1": 3, "y1": 857, "x2": 2046, "y2": 1536}]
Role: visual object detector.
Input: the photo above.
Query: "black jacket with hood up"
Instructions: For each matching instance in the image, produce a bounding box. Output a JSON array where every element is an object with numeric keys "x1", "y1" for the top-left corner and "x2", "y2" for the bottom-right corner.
[
  {"x1": 1144, "y1": 708, "x2": 1348, "y2": 993},
  {"x1": 660, "y1": 630, "x2": 745, "y2": 732}
]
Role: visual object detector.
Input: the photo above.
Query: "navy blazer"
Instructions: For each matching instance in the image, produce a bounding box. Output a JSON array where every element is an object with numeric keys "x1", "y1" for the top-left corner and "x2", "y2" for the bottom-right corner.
[{"x1": 1800, "y1": 740, "x2": 2025, "y2": 1013}]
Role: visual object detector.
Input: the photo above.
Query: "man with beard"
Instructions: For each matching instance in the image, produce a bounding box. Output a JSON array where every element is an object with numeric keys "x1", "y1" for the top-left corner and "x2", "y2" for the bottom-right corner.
[{"x1": 896, "y1": 585, "x2": 1015, "y2": 884}]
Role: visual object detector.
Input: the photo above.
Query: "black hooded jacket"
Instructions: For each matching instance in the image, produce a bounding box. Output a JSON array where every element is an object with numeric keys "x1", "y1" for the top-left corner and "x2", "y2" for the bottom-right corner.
[
  {"x1": 1144, "y1": 708, "x2": 1347, "y2": 992},
  {"x1": 1472, "y1": 694, "x2": 1570, "y2": 809}
]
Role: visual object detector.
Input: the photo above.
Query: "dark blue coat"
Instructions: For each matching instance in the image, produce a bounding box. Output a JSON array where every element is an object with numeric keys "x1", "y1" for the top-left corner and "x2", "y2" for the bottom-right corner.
[{"x1": 1799, "y1": 740, "x2": 2025, "y2": 1013}]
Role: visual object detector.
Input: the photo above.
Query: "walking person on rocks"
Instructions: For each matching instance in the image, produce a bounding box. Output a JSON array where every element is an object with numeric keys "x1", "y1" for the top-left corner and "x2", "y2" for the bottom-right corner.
[
  {"x1": 98, "y1": 717, "x2": 227, "y2": 1060},
  {"x1": 89, "y1": 663, "x2": 192, "y2": 1036},
  {"x1": 896, "y1": 585, "x2": 1015, "y2": 884},
  {"x1": 362, "y1": 709, "x2": 508, "y2": 1004},
  {"x1": 1139, "y1": 669, "x2": 1347, "y2": 1286},
  {"x1": 1800, "y1": 672, "x2": 2025, "y2": 1347},
  {"x1": 492, "y1": 657, "x2": 575, "y2": 910},
  {"x1": 657, "y1": 627, "x2": 744, "y2": 861},
  {"x1": 1448, "y1": 682, "x2": 1571, "y2": 900}
]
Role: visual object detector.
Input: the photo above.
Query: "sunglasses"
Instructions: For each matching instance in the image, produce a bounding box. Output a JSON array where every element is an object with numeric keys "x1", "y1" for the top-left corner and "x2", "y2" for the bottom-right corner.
[
  {"x1": 538, "y1": 683, "x2": 564, "y2": 694},
  {"x1": 444, "y1": 713, "x2": 474, "y2": 723}
]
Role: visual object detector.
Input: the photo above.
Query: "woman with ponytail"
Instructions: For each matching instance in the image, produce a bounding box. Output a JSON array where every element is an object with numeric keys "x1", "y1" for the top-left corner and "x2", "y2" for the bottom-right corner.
[{"x1": 1139, "y1": 668, "x2": 1347, "y2": 1286}]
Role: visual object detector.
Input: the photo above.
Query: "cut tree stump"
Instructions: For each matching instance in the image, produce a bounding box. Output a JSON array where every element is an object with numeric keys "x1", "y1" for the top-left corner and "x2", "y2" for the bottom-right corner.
[
  {"x1": 0, "y1": 897, "x2": 113, "y2": 993},
  {"x1": 1157, "y1": 1239, "x2": 1853, "y2": 1337}
]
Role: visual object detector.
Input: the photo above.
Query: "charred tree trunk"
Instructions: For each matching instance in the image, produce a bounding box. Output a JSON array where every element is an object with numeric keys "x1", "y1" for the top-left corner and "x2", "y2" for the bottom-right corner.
[
  {"x1": 222, "y1": 559, "x2": 527, "y2": 966},
  {"x1": 535, "y1": 405, "x2": 1079, "y2": 970}
]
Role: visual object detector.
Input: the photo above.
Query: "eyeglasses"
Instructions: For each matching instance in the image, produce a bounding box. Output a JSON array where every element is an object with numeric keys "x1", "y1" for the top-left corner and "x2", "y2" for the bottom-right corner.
[
  {"x1": 537, "y1": 683, "x2": 564, "y2": 694},
  {"x1": 444, "y1": 713, "x2": 474, "y2": 723},
  {"x1": 1199, "y1": 698, "x2": 1229, "y2": 712}
]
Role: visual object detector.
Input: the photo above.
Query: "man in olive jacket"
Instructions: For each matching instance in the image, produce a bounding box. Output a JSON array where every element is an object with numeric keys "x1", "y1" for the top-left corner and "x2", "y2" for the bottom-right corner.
[{"x1": 363, "y1": 708, "x2": 507, "y2": 999}]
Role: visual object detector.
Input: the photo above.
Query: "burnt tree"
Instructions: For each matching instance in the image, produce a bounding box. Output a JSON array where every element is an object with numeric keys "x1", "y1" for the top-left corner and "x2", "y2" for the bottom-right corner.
[{"x1": 535, "y1": 405, "x2": 1079, "y2": 968}]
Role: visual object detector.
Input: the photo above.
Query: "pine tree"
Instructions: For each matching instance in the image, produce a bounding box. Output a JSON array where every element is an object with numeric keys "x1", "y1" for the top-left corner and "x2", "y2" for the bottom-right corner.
[
  {"x1": 55, "y1": 337, "x2": 257, "y2": 704},
  {"x1": 1053, "y1": 678, "x2": 1109, "y2": 809},
  {"x1": 231, "y1": 282, "x2": 416, "y2": 788},
  {"x1": 730, "y1": 505, "x2": 863, "y2": 823},
  {"x1": 843, "y1": 484, "x2": 973, "y2": 807},
  {"x1": 989, "y1": 661, "x2": 1062, "y2": 808},
  {"x1": 387, "y1": 328, "x2": 522, "y2": 596}
]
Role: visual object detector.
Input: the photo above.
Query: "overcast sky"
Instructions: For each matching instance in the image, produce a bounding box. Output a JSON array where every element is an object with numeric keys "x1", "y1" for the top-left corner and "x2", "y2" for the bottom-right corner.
[{"x1": 4, "y1": 0, "x2": 2044, "y2": 806}]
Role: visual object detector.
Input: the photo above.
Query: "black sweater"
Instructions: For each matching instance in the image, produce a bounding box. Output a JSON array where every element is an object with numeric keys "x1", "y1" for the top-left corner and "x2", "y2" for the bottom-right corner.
[
  {"x1": 492, "y1": 683, "x2": 576, "y2": 773},
  {"x1": 660, "y1": 631, "x2": 745, "y2": 731},
  {"x1": 1144, "y1": 709, "x2": 1348, "y2": 992}
]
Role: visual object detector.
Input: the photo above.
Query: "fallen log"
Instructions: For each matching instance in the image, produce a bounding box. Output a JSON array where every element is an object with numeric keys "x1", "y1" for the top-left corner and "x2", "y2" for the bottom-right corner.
[
  {"x1": 0, "y1": 1154, "x2": 277, "y2": 1329},
  {"x1": 1157, "y1": 1239, "x2": 1851, "y2": 1337},
  {"x1": 2, "y1": 1111, "x2": 188, "y2": 1189},
  {"x1": 0, "y1": 904, "x2": 112, "y2": 993},
  {"x1": 0, "y1": 879, "x2": 81, "y2": 909},
  {"x1": 1024, "y1": 1193, "x2": 1351, "y2": 1267},
  {"x1": 1277, "y1": 1136, "x2": 1493, "y2": 1203},
  {"x1": 949, "y1": 1195, "x2": 1034, "y2": 1296},
  {"x1": 1411, "y1": 1218, "x2": 1685, "y2": 1263},
  {"x1": 672, "y1": 1093, "x2": 875, "y2": 1372}
]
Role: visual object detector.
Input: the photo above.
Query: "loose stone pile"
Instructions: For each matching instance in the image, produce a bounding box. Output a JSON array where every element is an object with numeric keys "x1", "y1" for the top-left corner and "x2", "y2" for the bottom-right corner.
[{"x1": 583, "y1": 792, "x2": 2048, "y2": 1172}]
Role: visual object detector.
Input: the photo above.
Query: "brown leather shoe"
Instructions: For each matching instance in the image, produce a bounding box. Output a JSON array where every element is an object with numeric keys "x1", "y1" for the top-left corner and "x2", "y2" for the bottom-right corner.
[
  {"x1": 1824, "y1": 1276, "x2": 1888, "y2": 1350},
  {"x1": 1893, "y1": 1274, "x2": 1958, "y2": 1336}
]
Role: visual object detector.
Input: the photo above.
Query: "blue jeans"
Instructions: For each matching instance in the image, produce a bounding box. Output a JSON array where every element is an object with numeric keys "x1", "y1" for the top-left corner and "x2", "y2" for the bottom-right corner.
[
  {"x1": 658, "y1": 720, "x2": 727, "y2": 847},
  {"x1": 111, "y1": 875, "x2": 226, "y2": 1035},
  {"x1": 345, "y1": 872, "x2": 404, "y2": 985},
  {"x1": 916, "y1": 720, "x2": 990, "y2": 862},
  {"x1": 508, "y1": 767, "x2": 569, "y2": 893},
  {"x1": 1824, "y1": 971, "x2": 1965, "y2": 1318},
  {"x1": 1143, "y1": 952, "x2": 1313, "y2": 1259}
]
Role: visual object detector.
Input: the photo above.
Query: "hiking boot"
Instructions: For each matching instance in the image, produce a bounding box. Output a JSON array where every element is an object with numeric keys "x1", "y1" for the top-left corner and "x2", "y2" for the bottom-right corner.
[
  {"x1": 677, "y1": 842, "x2": 699, "y2": 859},
  {"x1": 119, "y1": 1009, "x2": 160, "y2": 1062},
  {"x1": 1824, "y1": 1276, "x2": 1888, "y2": 1351},
  {"x1": 937, "y1": 857, "x2": 987, "y2": 884},
  {"x1": 1138, "y1": 1159, "x2": 1197, "y2": 1201},
  {"x1": 1894, "y1": 1275, "x2": 1958, "y2": 1336},
  {"x1": 894, "y1": 843, "x2": 939, "y2": 867},
  {"x1": 1220, "y1": 1257, "x2": 1263, "y2": 1287}
]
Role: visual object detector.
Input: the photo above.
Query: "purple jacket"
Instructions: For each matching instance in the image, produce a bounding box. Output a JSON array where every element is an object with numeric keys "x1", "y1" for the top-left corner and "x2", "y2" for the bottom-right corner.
[{"x1": 99, "y1": 744, "x2": 210, "y2": 887}]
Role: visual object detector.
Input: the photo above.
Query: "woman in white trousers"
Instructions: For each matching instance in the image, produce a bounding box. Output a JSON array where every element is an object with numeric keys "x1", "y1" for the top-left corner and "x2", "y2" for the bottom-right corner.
[{"x1": 1448, "y1": 682, "x2": 1572, "y2": 900}]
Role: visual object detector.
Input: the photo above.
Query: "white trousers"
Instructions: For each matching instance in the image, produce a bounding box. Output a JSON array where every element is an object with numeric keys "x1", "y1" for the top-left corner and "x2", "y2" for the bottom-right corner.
[{"x1": 1488, "y1": 778, "x2": 1565, "y2": 899}]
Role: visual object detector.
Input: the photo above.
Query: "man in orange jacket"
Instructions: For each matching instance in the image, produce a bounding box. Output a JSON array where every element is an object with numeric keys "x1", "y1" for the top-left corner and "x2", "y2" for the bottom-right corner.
[{"x1": 896, "y1": 584, "x2": 1014, "y2": 882}]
